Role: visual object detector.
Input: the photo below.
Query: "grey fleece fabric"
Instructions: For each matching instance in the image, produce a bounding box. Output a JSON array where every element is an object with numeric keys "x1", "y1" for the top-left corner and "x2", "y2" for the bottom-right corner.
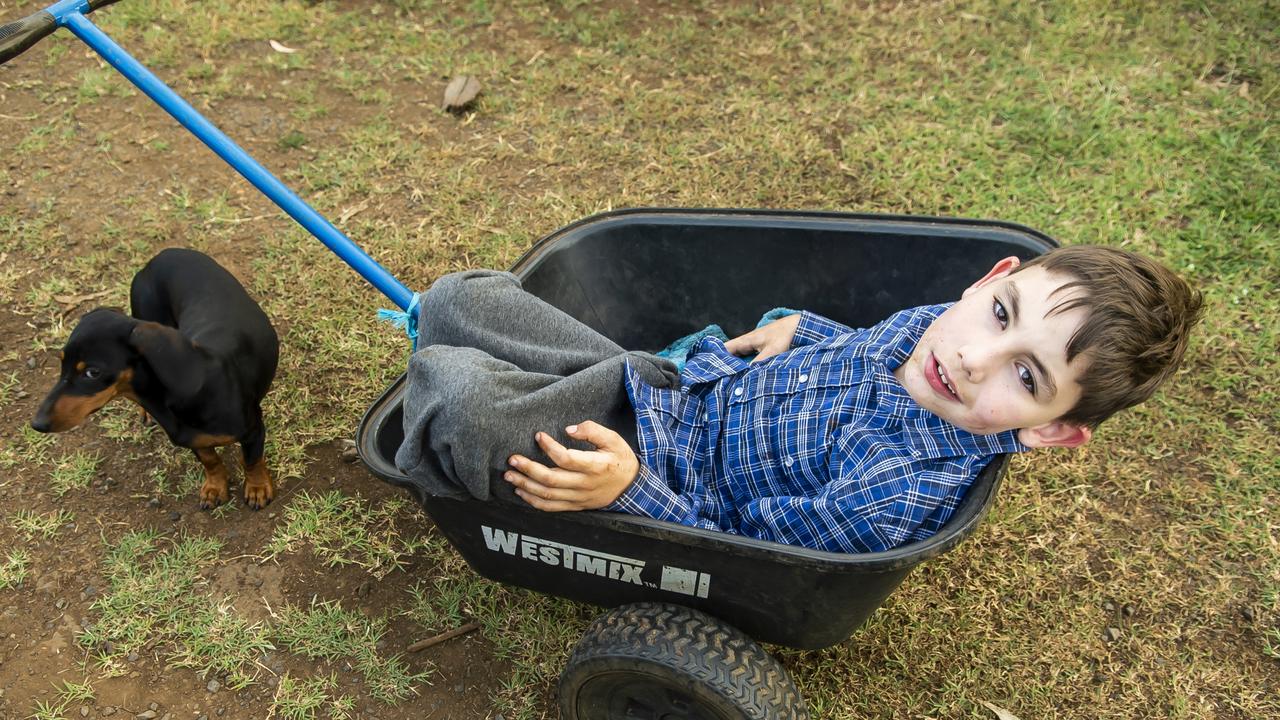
[{"x1": 395, "y1": 270, "x2": 680, "y2": 504}]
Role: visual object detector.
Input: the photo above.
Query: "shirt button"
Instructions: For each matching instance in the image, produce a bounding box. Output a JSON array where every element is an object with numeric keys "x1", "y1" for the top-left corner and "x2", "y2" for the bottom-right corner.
[
  {"x1": 733, "y1": 387, "x2": 743, "y2": 396},
  {"x1": 785, "y1": 457, "x2": 795, "y2": 466},
  {"x1": 798, "y1": 374, "x2": 808, "y2": 383}
]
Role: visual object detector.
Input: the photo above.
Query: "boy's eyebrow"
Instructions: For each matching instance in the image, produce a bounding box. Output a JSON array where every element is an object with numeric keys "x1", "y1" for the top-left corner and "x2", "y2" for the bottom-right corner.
[{"x1": 1006, "y1": 281, "x2": 1057, "y2": 400}]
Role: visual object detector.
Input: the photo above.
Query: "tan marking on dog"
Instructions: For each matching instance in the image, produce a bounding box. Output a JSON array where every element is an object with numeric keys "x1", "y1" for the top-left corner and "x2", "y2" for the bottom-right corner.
[
  {"x1": 47, "y1": 386, "x2": 118, "y2": 432},
  {"x1": 113, "y1": 369, "x2": 138, "y2": 402},
  {"x1": 75, "y1": 361, "x2": 86, "y2": 372},
  {"x1": 40, "y1": 368, "x2": 138, "y2": 432},
  {"x1": 243, "y1": 457, "x2": 275, "y2": 510},
  {"x1": 195, "y1": 447, "x2": 229, "y2": 509},
  {"x1": 190, "y1": 433, "x2": 237, "y2": 448}
]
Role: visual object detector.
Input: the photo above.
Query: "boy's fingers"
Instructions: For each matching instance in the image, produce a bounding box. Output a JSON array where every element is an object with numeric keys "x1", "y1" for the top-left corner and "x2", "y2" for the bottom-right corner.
[
  {"x1": 540, "y1": 431, "x2": 608, "y2": 471},
  {"x1": 753, "y1": 342, "x2": 784, "y2": 362},
  {"x1": 508, "y1": 455, "x2": 584, "y2": 489},
  {"x1": 505, "y1": 468, "x2": 591, "y2": 510},
  {"x1": 567, "y1": 421, "x2": 621, "y2": 452},
  {"x1": 724, "y1": 333, "x2": 759, "y2": 356},
  {"x1": 512, "y1": 486, "x2": 578, "y2": 512}
]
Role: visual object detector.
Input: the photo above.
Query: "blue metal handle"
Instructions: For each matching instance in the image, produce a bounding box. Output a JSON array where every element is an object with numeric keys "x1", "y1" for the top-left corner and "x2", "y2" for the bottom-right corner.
[{"x1": 49, "y1": 4, "x2": 414, "y2": 310}]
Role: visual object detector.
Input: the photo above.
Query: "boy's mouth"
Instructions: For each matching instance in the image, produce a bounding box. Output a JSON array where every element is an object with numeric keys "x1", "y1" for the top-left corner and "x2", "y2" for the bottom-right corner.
[{"x1": 925, "y1": 353, "x2": 961, "y2": 402}]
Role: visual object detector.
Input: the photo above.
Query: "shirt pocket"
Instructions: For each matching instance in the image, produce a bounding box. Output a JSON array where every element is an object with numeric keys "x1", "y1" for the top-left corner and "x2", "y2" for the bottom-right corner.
[{"x1": 779, "y1": 366, "x2": 864, "y2": 489}]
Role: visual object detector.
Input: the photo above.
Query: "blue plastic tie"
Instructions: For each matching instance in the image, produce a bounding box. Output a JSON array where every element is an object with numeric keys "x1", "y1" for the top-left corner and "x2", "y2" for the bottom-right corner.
[{"x1": 378, "y1": 291, "x2": 421, "y2": 348}]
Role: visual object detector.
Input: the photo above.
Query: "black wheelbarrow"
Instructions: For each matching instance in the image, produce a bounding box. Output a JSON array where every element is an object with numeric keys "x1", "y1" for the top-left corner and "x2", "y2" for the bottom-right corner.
[
  {"x1": 4, "y1": 4, "x2": 1056, "y2": 718},
  {"x1": 357, "y1": 208, "x2": 1056, "y2": 719}
]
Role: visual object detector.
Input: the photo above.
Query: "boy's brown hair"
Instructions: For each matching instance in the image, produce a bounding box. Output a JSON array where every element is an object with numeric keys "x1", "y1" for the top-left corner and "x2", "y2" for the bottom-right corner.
[{"x1": 1013, "y1": 245, "x2": 1203, "y2": 428}]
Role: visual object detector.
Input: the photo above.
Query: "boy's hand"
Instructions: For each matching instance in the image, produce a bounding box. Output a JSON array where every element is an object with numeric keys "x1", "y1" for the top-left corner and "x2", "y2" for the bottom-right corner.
[
  {"x1": 504, "y1": 421, "x2": 639, "y2": 512},
  {"x1": 724, "y1": 313, "x2": 801, "y2": 362}
]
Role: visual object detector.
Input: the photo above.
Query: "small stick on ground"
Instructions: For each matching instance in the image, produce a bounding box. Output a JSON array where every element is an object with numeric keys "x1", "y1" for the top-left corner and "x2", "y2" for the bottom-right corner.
[{"x1": 406, "y1": 621, "x2": 481, "y2": 653}]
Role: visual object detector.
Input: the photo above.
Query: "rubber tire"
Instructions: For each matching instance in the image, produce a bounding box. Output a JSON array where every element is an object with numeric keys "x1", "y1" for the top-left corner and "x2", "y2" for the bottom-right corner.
[{"x1": 558, "y1": 602, "x2": 809, "y2": 720}]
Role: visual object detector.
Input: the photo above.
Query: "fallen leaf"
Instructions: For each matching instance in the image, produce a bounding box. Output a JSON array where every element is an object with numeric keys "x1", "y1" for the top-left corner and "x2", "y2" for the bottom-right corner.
[
  {"x1": 442, "y1": 75, "x2": 482, "y2": 112},
  {"x1": 981, "y1": 701, "x2": 1023, "y2": 720},
  {"x1": 1237, "y1": 81, "x2": 1249, "y2": 97},
  {"x1": 339, "y1": 199, "x2": 371, "y2": 223},
  {"x1": 268, "y1": 39, "x2": 299, "y2": 54}
]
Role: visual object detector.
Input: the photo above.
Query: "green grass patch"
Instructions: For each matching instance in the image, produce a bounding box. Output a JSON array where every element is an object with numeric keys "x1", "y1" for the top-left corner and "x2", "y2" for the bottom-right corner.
[
  {"x1": 29, "y1": 680, "x2": 95, "y2": 720},
  {"x1": 0, "y1": 550, "x2": 31, "y2": 591},
  {"x1": 268, "y1": 673, "x2": 356, "y2": 720},
  {"x1": 78, "y1": 530, "x2": 274, "y2": 688},
  {"x1": 264, "y1": 490, "x2": 429, "y2": 578},
  {"x1": 9, "y1": 509, "x2": 75, "y2": 541},
  {"x1": 50, "y1": 450, "x2": 101, "y2": 497},
  {"x1": 0, "y1": 425, "x2": 56, "y2": 470},
  {"x1": 273, "y1": 598, "x2": 431, "y2": 703}
]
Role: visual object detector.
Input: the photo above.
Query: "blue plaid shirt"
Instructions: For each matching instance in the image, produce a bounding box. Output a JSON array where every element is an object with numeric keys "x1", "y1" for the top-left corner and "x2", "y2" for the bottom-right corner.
[{"x1": 608, "y1": 304, "x2": 1028, "y2": 554}]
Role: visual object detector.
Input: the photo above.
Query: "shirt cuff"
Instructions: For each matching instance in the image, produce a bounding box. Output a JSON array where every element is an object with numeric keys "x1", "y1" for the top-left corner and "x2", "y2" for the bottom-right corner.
[
  {"x1": 792, "y1": 310, "x2": 853, "y2": 346},
  {"x1": 605, "y1": 464, "x2": 693, "y2": 525}
]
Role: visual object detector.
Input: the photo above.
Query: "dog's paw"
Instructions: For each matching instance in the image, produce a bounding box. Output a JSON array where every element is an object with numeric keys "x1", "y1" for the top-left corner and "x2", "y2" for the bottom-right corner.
[
  {"x1": 244, "y1": 478, "x2": 275, "y2": 511},
  {"x1": 199, "y1": 481, "x2": 229, "y2": 510}
]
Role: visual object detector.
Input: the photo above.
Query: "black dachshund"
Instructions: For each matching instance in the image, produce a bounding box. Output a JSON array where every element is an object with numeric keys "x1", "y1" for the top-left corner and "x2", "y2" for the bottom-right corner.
[{"x1": 32, "y1": 248, "x2": 279, "y2": 510}]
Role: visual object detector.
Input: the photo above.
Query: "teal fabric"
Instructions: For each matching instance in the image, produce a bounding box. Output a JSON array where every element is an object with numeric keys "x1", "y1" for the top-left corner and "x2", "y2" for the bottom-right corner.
[{"x1": 656, "y1": 307, "x2": 798, "y2": 371}]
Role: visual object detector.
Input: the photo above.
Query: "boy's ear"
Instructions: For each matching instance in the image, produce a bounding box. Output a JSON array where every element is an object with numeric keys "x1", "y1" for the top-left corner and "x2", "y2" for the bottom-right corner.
[
  {"x1": 962, "y1": 256, "x2": 1022, "y2": 297},
  {"x1": 129, "y1": 322, "x2": 206, "y2": 398},
  {"x1": 1018, "y1": 421, "x2": 1092, "y2": 449}
]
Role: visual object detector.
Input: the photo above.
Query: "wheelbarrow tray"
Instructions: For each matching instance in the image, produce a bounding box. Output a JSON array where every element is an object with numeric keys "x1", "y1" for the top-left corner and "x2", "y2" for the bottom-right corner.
[{"x1": 357, "y1": 208, "x2": 1055, "y2": 650}]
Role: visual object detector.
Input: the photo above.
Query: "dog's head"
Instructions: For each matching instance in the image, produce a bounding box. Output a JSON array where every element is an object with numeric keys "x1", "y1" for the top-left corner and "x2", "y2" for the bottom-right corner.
[{"x1": 31, "y1": 308, "x2": 141, "y2": 433}]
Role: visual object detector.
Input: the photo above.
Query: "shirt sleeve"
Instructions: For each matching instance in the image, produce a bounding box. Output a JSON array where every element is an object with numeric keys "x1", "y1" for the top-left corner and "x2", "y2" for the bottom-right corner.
[
  {"x1": 791, "y1": 311, "x2": 856, "y2": 347},
  {"x1": 605, "y1": 463, "x2": 722, "y2": 532}
]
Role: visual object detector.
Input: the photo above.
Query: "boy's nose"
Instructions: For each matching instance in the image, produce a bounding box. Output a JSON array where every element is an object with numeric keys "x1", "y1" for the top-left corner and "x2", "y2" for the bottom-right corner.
[{"x1": 957, "y1": 343, "x2": 998, "y2": 382}]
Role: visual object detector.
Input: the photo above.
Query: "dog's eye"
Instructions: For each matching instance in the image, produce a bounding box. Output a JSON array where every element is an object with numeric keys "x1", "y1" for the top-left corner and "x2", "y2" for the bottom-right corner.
[{"x1": 84, "y1": 367, "x2": 102, "y2": 380}]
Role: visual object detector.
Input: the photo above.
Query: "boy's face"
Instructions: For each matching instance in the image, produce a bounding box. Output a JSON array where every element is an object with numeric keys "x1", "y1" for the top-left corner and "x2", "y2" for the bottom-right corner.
[{"x1": 895, "y1": 257, "x2": 1093, "y2": 448}]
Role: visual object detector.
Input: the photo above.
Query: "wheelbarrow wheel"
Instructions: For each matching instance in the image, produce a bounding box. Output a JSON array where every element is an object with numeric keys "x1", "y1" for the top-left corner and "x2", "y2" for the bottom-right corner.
[{"x1": 558, "y1": 602, "x2": 808, "y2": 720}]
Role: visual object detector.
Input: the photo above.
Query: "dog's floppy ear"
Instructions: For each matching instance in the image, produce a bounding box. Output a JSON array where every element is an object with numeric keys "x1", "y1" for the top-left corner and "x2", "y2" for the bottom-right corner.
[{"x1": 129, "y1": 322, "x2": 206, "y2": 399}]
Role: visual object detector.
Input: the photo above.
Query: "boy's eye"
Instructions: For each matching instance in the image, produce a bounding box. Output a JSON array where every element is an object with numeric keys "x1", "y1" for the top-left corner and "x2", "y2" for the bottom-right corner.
[
  {"x1": 1017, "y1": 365, "x2": 1036, "y2": 394},
  {"x1": 993, "y1": 299, "x2": 1008, "y2": 327}
]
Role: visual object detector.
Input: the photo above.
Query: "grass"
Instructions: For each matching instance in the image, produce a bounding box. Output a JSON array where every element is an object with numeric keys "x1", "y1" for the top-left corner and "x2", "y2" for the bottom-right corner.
[
  {"x1": 49, "y1": 451, "x2": 101, "y2": 497},
  {"x1": 9, "y1": 509, "x2": 75, "y2": 541},
  {"x1": 268, "y1": 673, "x2": 355, "y2": 720},
  {"x1": 272, "y1": 598, "x2": 431, "y2": 703},
  {"x1": 80, "y1": 530, "x2": 276, "y2": 689},
  {"x1": 29, "y1": 680, "x2": 95, "y2": 720},
  {"x1": 0, "y1": 0, "x2": 1275, "y2": 717},
  {"x1": 264, "y1": 490, "x2": 429, "y2": 578},
  {"x1": 0, "y1": 550, "x2": 31, "y2": 591}
]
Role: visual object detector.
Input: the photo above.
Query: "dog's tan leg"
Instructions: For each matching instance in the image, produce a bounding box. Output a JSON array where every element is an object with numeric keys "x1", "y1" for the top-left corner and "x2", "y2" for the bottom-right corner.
[
  {"x1": 243, "y1": 456, "x2": 275, "y2": 510},
  {"x1": 195, "y1": 447, "x2": 230, "y2": 509}
]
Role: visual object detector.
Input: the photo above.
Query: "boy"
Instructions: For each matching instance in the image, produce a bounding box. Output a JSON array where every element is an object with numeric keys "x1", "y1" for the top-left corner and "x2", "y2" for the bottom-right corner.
[{"x1": 395, "y1": 245, "x2": 1201, "y2": 554}]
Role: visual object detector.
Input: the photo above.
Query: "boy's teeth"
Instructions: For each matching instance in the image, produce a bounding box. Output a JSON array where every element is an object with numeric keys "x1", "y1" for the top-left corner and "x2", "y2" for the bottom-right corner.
[{"x1": 936, "y1": 361, "x2": 955, "y2": 396}]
